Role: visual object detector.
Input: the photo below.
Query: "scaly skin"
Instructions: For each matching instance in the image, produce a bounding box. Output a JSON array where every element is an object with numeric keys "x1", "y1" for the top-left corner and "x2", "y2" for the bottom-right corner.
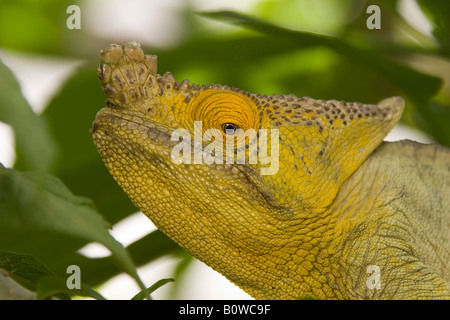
[{"x1": 91, "y1": 42, "x2": 450, "y2": 299}]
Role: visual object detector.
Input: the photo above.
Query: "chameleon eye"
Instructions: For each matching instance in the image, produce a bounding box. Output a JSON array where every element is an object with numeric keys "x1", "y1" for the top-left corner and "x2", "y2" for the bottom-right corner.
[
  {"x1": 187, "y1": 89, "x2": 260, "y2": 142},
  {"x1": 221, "y1": 123, "x2": 239, "y2": 135}
]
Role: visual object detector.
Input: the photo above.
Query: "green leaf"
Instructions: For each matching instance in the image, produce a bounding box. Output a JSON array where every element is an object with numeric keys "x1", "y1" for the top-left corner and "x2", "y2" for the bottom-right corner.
[
  {"x1": 0, "y1": 269, "x2": 36, "y2": 300},
  {"x1": 416, "y1": 0, "x2": 450, "y2": 56},
  {"x1": 198, "y1": 11, "x2": 442, "y2": 106},
  {"x1": 168, "y1": 254, "x2": 194, "y2": 299},
  {"x1": 0, "y1": 250, "x2": 72, "y2": 300},
  {"x1": 0, "y1": 58, "x2": 57, "y2": 172},
  {"x1": 0, "y1": 250, "x2": 54, "y2": 290},
  {"x1": 131, "y1": 278, "x2": 175, "y2": 300},
  {"x1": 36, "y1": 275, "x2": 106, "y2": 300},
  {"x1": 0, "y1": 166, "x2": 143, "y2": 290},
  {"x1": 45, "y1": 230, "x2": 186, "y2": 288},
  {"x1": 0, "y1": 0, "x2": 98, "y2": 59},
  {"x1": 415, "y1": 101, "x2": 450, "y2": 146}
]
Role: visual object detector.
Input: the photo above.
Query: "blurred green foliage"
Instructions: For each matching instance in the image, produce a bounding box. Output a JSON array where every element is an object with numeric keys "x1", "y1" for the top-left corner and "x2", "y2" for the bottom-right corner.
[{"x1": 0, "y1": 0, "x2": 449, "y2": 299}]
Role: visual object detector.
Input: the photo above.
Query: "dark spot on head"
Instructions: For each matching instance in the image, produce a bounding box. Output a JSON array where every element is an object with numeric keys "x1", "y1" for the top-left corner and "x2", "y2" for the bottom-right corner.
[
  {"x1": 119, "y1": 92, "x2": 127, "y2": 103},
  {"x1": 125, "y1": 69, "x2": 135, "y2": 84},
  {"x1": 105, "y1": 100, "x2": 115, "y2": 108},
  {"x1": 137, "y1": 66, "x2": 145, "y2": 76},
  {"x1": 275, "y1": 121, "x2": 282, "y2": 126},
  {"x1": 318, "y1": 126, "x2": 323, "y2": 133},
  {"x1": 306, "y1": 121, "x2": 313, "y2": 126},
  {"x1": 103, "y1": 84, "x2": 117, "y2": 98},
  {"x1": 324, "y1": 106, "x2": 330, "y2": 111},
  {"x1": 90, "y1": 123, "x2": 98, "y2": 134},
  {"x1": 357, "y1": 113, "x2": 363, "y2": 118},
  {"x1": 98, "y1": 67, "x2": 105, "y2": 81},
  {"x1": 340, "y1": 113, "x2": 345, "y2": 119},
  {"x1": 114, "y1": 75, "x2": 125, "y2": 89}
]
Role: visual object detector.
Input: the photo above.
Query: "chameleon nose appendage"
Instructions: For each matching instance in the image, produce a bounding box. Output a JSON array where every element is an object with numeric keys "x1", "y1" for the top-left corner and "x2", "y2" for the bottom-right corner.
[{"x1": 97, "y1": 42, "x2": 158, "y2": 107}]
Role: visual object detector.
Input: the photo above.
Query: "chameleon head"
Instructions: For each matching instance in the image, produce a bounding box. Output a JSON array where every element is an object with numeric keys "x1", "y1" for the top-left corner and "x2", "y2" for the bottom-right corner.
[{"x1": 91, "y1": 42, "x2": 404, "y2": 298}]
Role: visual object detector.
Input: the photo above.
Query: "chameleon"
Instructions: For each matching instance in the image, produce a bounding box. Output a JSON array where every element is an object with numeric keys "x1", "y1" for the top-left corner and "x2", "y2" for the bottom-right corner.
[{"x1": 91, "y1": 42, "x2": 450, "y2": 299}]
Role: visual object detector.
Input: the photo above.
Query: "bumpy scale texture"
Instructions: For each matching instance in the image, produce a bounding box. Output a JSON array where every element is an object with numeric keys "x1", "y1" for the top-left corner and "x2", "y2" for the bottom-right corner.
[{"x1": 92, "y1": 42, "x2": 450, "y2": 299}]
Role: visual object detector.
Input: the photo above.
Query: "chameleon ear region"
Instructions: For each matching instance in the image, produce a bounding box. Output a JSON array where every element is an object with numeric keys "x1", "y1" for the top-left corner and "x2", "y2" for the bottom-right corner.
[{"x1": 97, "y1": 42, "x2": 158, "y2": 106}]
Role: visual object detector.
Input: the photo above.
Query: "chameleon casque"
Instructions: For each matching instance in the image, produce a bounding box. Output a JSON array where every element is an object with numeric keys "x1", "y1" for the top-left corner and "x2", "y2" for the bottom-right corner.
[{"x1": 91, "y1": 42, "x2": 450, "y2": 299}]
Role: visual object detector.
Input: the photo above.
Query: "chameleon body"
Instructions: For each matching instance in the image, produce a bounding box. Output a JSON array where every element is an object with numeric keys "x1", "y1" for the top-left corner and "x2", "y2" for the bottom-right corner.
[{"x1": 92, "y1": 42, "x2": 450, "y2": 299}]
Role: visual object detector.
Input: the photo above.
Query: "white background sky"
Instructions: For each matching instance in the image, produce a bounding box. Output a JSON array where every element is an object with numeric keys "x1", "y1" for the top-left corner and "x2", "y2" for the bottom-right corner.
[{"x1": 0, "y1": 0, "x2": 436, "y2": 299}]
